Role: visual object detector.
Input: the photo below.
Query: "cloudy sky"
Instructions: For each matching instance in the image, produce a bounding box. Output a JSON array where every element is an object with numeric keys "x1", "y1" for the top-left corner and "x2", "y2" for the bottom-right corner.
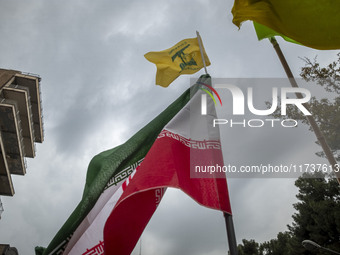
[{"x1": 0, "y1": 1, "x2": 338, "y2": 254}]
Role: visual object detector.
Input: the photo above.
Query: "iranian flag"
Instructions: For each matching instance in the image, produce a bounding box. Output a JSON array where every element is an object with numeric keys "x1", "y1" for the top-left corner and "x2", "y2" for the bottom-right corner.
[{"x1": 35, "y1": 75, "x2": 231, "y2": 255}]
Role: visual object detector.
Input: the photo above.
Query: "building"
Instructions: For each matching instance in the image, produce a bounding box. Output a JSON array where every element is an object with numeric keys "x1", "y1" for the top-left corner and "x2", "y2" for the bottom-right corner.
[
  {"x1": 0, "y1": 69, "x2": 43, "y2": 198},
  {"x1": 0, "y1": 244, "x2": 18, "y2": 255}
]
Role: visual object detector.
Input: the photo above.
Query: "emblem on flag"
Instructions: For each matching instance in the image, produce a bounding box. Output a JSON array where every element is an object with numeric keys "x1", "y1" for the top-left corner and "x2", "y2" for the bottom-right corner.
[{"x1": 145, "y1": 37, "x2": 211, "y2": 87}]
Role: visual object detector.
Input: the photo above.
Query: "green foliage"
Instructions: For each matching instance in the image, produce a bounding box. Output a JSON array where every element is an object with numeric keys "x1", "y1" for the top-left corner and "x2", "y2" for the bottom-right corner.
[
  {"x1": 267, "y1": 54, "x2": 340, "y2": 161},
  {"x1": 288, "y1": 173, "x2": 340, "y2": 255},
  {"x1": 300, "y1": 53, "x2": 340, "y2": 94},
  {"x1": 236, "y1": 173, "x2": 340, "y2": 255},
  {"x1": 260, "y1": 232, "x2": 291, "y2": 255},
  {"x1": 237, "y1": 239, "x2": 260, "y2": 255}
]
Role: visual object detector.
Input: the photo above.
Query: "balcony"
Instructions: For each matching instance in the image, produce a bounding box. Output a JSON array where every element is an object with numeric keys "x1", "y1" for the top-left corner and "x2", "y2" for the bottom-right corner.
[{"x1": 0, "y1": 69, "x2": 44, "y2": 197}]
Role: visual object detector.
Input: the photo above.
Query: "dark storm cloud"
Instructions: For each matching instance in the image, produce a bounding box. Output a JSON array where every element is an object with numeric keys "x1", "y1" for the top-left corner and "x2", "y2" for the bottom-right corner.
[{"x1": 0, "y1": 1, "x2": 337, "y2": 254}]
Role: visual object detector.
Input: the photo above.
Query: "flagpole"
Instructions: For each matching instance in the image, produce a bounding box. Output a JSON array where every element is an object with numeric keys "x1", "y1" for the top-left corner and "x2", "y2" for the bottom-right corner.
[
  {"x1": 196, "y1": 31, "x2": 208, "y2": 74},
  {"x1": 269, "y1": 37, "x2": 340, "y2": 184},
  {"x1": 224, "y1": 213, "x2": 238, "y2": 255},
  {"x1": 201, "y1": 74, "x2": 237, "y2": 254},
  {"x1": 196, "y1": 54, "x2": 237, "y2": 254}
]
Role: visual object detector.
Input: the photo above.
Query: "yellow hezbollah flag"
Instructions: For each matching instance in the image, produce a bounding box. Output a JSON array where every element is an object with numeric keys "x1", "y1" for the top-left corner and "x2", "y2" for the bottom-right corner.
[
  {"x1": 144, "y1": 37, "x2": 210, "y2": 87},
  {"x1": 232, "y1": 0, "x2": 340, "y2": 50}
]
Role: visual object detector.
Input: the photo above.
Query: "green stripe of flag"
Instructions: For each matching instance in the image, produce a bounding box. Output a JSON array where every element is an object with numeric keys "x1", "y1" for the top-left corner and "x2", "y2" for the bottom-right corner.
[{"x1": 253, "y1": 22, "x2": 300, "y2": 45}]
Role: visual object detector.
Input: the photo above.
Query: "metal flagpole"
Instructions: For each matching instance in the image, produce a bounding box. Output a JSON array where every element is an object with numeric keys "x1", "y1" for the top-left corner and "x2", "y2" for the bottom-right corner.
[
  {"x1": 269, "y1": 37, "x2": 340, "y2": 184},
  {"x1": 196, "y1": 31, "x2": 208, "y2": 74},
  {"x1": 196, "y1": 31, "x2": 238, "y2": 253},
  {"x1": 224, "y1": 213, "x2": 238, "y2": 255}
]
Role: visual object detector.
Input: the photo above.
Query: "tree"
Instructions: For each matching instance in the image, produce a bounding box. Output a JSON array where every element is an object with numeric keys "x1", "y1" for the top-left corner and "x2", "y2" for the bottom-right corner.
[
  {"x1": 236, "y1": 173, "x2": 340, "y2": 255},
  {"x1": 273, "y1": 53, "x2": 340, "y2": 161},
  {"x1": 259, "y1": 232, "x2": 291, "y2": 255},
  {"x1": 237, "y1": 239, "x2": 260, "y2": 255},
  {"x1": 287, "y1": 172, "x2": 340, "y2": 255}
]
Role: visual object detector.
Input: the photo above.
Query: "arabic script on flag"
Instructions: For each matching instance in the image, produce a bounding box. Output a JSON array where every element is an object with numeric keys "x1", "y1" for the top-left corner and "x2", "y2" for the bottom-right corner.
[{"x1": 82, "y1": 241, "x2": 104, "y2": 255}]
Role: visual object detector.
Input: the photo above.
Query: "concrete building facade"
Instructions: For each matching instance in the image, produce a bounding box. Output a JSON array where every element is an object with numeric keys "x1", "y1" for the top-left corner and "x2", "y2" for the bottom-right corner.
[{"x1": 0, "y1": 69, "x2": 44, "y2": 198}]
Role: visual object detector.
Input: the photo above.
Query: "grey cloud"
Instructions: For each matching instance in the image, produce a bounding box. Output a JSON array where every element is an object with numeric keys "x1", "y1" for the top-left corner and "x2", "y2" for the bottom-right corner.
[{"x1": 0, "y1": 1, "x2": 337, "y2": 254}]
